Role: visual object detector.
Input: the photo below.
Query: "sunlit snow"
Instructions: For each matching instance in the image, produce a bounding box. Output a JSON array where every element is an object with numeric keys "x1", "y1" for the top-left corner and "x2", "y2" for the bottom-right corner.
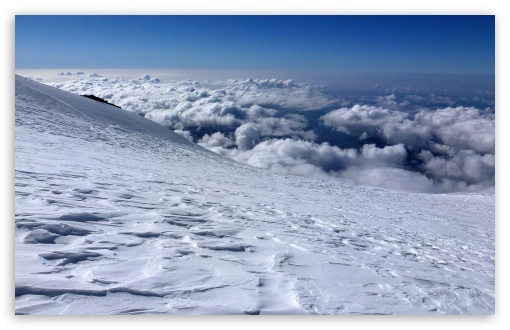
[{"x1": 15, "y1": 75, "x2": 494, "y2": 315}]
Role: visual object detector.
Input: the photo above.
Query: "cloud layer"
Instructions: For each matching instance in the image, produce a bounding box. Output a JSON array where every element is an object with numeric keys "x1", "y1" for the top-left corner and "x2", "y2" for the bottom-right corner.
[
  {"x1": 41, "y1": 72, "x2": 495, "y2": 194},
  {"x1": 321, "y1": 104, "x2": 495, "y2": 192}
]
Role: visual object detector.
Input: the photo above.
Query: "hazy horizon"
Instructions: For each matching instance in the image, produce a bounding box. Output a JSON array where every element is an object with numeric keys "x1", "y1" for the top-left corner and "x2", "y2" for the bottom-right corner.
[{"x1": 15, "y1": 68, "x2": 495, "y2": 95}]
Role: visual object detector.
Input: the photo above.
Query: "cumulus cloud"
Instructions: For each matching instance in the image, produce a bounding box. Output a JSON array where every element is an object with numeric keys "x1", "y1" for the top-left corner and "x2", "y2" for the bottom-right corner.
[
  {"x1": 208, "y1": 138, "x2": 436, "y2": 193},
  {"x1": 322, "y1": 105, "x2": 494, "y2": 155},
  {"x1": 361, "y1": 143, "x2": 407, "y2": 166},
  {"x1": 245, "y1": 104, "x2": 277, "y2": 118},
  {"x1": 381, "y1": 119, "x2": 432, "y2": 149},
  {"x1": 199, "y1": 132, "x2": 235, "y2": 148},
  {"x1": 253, "y1": 115, "x2": 316, "y2": 140},
  {"x1": 321, "y1": 104, "x2": 409, "y2": 138},
  {"x1": 145, "y1": 103, "x2": 243, "y2": 130},
  {"x1": 321, "y1": 104, "x2": 495, "y2": 191},
  {"x1": 419, "y1": 150, "x2": 495, "y2": 186},
  {"x1": 414, "y1": 107, "x2": 494, "y2": 154},
  {"x1": 235, "y1": 123, "x2": 261, "y2": 151},
  {"x1": 224, "y1": 78, "x2": 335, "y2": 111},
  {"x1": 219, "y1": 139, "x2": 357, "y2": 178},
  {"x1": 48, "y1": 74, "x2": 322, "y2": 142},
  {"x1": 42, "y1": 73, "x2": 494, "y2": 194}
]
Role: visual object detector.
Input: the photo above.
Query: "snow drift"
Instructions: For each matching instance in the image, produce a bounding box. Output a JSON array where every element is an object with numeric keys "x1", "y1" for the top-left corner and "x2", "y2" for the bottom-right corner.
[{"x1": 15, "y1": 75, "x2": 495, "y2": 314}]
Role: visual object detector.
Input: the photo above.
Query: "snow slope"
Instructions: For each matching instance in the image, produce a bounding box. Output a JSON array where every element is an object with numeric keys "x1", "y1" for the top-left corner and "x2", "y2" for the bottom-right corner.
[{"x1": 14, "y1": 75, "x2": 495, "y2": 315}]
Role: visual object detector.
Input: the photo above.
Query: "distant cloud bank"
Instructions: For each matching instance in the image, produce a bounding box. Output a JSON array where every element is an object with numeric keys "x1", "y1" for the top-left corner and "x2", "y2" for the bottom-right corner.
[{"x1": 38, "y1": 72, "x2": 495, "y2": 194}]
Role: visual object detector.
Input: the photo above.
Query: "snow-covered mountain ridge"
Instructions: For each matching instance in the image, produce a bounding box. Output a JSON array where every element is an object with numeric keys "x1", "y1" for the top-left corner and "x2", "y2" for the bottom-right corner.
[{"x1": 14, "y1": 75, "x2": 494, "y2": 314}]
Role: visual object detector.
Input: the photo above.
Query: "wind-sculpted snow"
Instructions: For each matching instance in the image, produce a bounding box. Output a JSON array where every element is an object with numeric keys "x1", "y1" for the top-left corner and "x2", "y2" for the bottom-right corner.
[{"x1": 15, "y1": 75, "x2": 494, "y2": 314}]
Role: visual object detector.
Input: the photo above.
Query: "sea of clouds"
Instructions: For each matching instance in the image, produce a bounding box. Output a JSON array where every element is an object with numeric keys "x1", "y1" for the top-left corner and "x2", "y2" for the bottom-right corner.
[{"x1": 38, "y1": 72, "x2": 494, "y2": 193}]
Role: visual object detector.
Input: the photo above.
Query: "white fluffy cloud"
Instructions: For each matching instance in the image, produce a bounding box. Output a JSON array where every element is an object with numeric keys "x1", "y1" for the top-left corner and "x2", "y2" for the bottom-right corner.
[
  {"x1": 40, "y1": 73, "x2": 494, "y2": 194},
  {"x1": 144, "y1": 102, "x2": 243, "y2": 130},
  {"x1": 221, "y1": 139, "x2": 434, "y2": 192},
  {"x1": 320, "y1": 104, "x2": 495, "y2": 191},
  {"x1": 322, "y1": 105, "x2": 494, "y2": 155},
  {"x1": 235, "y1": 123, "x2": 261, "y2": 151},
  {"x1": 414, "y1": 107, "x2": 494, "y2": 154},
  {"x1": 224, "y1": 78, "x2": 334, "y2": 111},
  {"x1": 253, "y1": 115, "x2": 316, "y2": 140},
  {"x1": 198, "y1": 132, "x2": 235, "y2": 148},
  {"x1": 217, "y1": 139, "x2": 358, "y2": 178},
  {"x1": 321, "y1": 104, "x2": 409, "y2": 137},
  {"x1": 361, "y1": 143, "x2": 407, "y2": 166},
  {"x1": 419, "y1": 150, "x2": 495, "y2": 186},
  {"x1": 47, "y1": 76, "x2": 322, "y2": 135}
]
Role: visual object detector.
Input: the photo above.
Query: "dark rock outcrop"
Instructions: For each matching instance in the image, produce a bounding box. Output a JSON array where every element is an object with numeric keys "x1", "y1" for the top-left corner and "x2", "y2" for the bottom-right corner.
[{"x1": 82, "y1": 94, "x2": 122, "y2": 109}]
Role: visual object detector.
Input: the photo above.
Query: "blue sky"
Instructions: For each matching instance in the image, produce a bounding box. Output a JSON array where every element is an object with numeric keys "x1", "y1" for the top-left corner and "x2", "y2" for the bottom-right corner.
[{"x1": 15, "y1": 15, "x2": 494, "y2": 76}]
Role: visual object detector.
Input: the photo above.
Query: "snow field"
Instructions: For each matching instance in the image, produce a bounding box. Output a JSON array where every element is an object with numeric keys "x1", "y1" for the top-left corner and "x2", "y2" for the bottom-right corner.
[{"x1": 15, "y1": 75, "x2": 494, "y2": 314}]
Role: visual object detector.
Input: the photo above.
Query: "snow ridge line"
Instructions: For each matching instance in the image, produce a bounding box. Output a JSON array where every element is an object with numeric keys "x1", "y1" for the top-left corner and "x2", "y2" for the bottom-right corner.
[{"x1": 17, "y1": 81, "x2": 102, "y2": 125}]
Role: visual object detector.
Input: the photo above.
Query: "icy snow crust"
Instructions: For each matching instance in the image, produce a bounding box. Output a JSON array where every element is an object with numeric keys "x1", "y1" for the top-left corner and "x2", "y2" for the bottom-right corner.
[{"x1": 14, "y1": 75, "x2": 494, "y2": 314}]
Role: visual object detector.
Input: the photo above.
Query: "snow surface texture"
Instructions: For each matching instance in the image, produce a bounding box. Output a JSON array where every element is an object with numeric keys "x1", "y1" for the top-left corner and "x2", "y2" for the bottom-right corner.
[{"x1": 15, "y1": 75, "x2": 495, "y2": 315}]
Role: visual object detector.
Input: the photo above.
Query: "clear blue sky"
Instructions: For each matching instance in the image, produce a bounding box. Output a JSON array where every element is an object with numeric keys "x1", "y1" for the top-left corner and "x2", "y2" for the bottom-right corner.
[{"x1": 15, "y1": 15, "x2": 494, "y2": 75}]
